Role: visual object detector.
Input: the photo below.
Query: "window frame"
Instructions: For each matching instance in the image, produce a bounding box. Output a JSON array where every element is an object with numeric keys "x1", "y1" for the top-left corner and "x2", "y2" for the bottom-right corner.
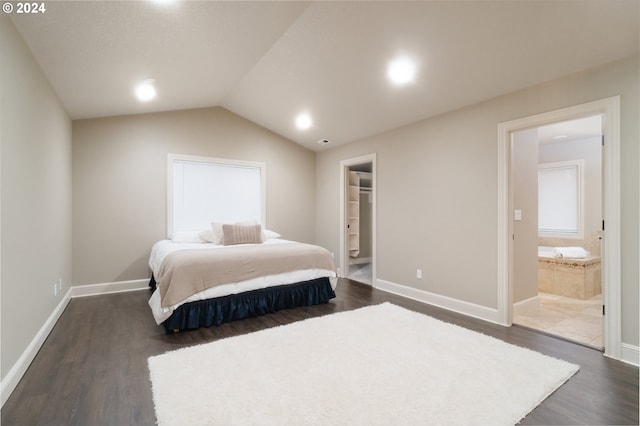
[{"x1": 167, "y1": 153, "x2": 266, "y2": 238}]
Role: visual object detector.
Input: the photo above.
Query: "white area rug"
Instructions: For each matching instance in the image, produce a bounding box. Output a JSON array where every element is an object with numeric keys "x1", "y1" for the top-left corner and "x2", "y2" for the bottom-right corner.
[{"x1": 148, "y1": 303, "x2": 579, "y2": 426}]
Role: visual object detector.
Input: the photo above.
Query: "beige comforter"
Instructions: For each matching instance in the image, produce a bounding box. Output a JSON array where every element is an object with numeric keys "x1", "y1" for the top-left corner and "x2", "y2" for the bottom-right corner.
[{"x1": 156, "y1": 242, "x2": 336, "y2": 308}]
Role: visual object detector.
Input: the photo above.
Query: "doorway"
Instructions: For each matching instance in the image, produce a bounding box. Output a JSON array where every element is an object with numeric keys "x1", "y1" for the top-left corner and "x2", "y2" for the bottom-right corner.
[
  {"x1": 497, "y1": 96, "x2": 622, "y2": 360},
  {"x1": 510, "y1": 115, "x2": 604, "y2": 348},
  {"x1": 340, "y1": 154, "x2": 376, "y2": 286}
]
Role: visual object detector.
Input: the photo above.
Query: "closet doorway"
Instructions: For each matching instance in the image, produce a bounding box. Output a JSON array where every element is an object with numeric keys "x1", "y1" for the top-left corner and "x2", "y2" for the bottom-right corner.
[{"x1": 340, "y1": 154, "x2": 376, "y2": 286}]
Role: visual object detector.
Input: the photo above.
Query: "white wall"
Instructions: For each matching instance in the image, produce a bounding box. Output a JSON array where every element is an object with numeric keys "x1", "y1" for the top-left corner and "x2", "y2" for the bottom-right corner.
[
  {"x1": 316, "y1": 55, "x2": 639, "y2": 347},
  {"x1": 0, "y1": 17, "x2": 72, "y2": 380}
]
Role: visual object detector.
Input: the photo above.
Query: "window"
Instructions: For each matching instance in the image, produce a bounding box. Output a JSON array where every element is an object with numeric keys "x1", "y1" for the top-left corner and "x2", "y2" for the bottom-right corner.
[
  {"x1": 538, "y1": 160, "x2": 584, "y2": 238},
  {"x1": 168, "y1": 154, "x2": 266, "y2": 238}
]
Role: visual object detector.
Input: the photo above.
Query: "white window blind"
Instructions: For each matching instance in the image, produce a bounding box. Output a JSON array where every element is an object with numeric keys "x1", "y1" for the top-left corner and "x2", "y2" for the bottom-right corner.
[
  {"x1": 168, "y1": 154, "x2": 265, "y2": 237},
  {"x1": 538, "y1": 160, "x2": 583, "y2": 237}
]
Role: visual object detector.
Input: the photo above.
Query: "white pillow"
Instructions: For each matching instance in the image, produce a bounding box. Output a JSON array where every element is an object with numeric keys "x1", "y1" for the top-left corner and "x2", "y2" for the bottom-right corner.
[
  {"x1": 206, "y1": 223, "x2": 224, "y2": 244},
  {"x1": 171, "y1": 230, "x2": 204, "y2": 243},
  {"x1": 198, "y1": 229, "x2": 216, "y2": 243},
  {"x1": 263, "y1": 229, "x2": 281, "y2": 240}
]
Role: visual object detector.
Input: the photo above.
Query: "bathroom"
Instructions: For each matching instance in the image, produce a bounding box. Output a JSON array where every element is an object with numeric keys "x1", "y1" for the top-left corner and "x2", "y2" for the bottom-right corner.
[{"x1": 511, "y1": 114, "x2": 603, "y2": 348}]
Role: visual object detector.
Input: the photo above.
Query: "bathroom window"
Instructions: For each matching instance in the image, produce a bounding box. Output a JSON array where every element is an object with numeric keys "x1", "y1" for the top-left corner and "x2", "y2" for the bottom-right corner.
[
  {"x1": 538, "y1": 160, "x2": 584, "y2": 238},
  {"x1": 167, "y1": 154, "x2": 266, "y2": 238}
]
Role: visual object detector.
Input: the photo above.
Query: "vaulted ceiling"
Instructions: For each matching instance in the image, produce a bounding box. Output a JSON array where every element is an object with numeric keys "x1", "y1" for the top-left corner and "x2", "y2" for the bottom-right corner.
[{"x1": 10, "y1": 0, "x2": 639, "y2": 151}]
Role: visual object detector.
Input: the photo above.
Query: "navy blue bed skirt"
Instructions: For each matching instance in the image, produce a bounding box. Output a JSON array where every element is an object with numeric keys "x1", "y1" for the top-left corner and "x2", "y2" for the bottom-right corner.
[{"x1": 149, "y1": 277, "x2": 336, "y2": 332}]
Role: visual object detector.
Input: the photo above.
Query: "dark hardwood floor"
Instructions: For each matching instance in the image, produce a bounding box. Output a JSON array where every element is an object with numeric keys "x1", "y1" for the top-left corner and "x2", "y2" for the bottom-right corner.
[{"x1": 2, "y1": 279, "x2": 638, "y2": 425}]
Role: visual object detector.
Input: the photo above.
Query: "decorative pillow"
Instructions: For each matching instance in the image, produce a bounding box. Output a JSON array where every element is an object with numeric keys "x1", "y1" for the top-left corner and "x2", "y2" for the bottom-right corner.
[
  {"x1": 222, "y1": 224, "x2": 263, "y2": 246},
  {"x1": 208, "y1": 221, "x2": 257, "y2": 244}
]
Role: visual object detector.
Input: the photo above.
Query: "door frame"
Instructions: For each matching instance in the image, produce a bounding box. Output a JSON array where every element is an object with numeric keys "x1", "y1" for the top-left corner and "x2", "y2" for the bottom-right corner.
[
  {"x1": 497, "y1": 96, "x2": 621, "y2": 359},
  {"x1": 340, "y1": 153, "x2": 377, "y2": 284}
]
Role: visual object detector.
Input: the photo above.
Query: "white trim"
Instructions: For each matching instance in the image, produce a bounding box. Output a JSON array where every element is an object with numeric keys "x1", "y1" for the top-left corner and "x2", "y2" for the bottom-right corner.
[
  {"x1": 619, "y1": 343, "x2": 640, "y2": 367},
  {"x1": 1, "y1": 288, "x2": 72, "y2": 407},
  {"x1": 497, "y1": 96, "x2": 622, "y2": 360},
  {"x1": 497, "y1": 129, "x2": 511, "y2": 326},
  {"x1": 513, "y1": 295, "x2": 540, "y2": 316},
  {"x1": 70, "y1": 279, "x2": 149, "y2": 298},
  {"x1": 0, "y1": 83, "x2": 3, "y2": 410},
  {"x1": 375, "y1": 279, "x2": 500, "y2": 324},
  {"x1": 339, "y1": 153, "x2": 377, "y2": 285}
]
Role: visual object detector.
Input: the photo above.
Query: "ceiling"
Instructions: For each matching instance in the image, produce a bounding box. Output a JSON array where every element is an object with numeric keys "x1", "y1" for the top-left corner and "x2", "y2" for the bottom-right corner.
[
  {"x1": 10, "y1": 0, "x2": 639, "y2": 151},
  {"x1": 538, "y1": 115, "x2": 602, "y2": 145}
]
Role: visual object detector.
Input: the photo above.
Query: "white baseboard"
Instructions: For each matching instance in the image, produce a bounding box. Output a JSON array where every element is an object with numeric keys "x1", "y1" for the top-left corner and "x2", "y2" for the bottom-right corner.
[
  {"x1": 1, "y1": 288, "x2": 72, "y2": 407},
  {"x1": 70, "y1": 278, "x2": 149, "y2": 298},
  {"x1": 374, "y1": 279, "x2": 500, "y2": 324},
  {"x1": 1, "y1": 278, "x2": 150, "y2": 408},
  {"x1": 513, "y1": 295, "x2": 540, "y2": 316},
  {"x1": 620, "y1": 343, "x2": 640, "y2": 367}
]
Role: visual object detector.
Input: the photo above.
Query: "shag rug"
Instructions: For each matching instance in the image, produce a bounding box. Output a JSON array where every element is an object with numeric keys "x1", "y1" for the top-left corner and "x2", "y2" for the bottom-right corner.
[{"x1": 148, "y1": 303, "x2": 579, "y2": 426}]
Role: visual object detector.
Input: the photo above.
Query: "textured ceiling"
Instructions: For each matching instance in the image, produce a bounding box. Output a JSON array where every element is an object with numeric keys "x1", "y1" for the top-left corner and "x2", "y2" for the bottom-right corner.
[{"x1": 10, "y1": 0, "x2": 639, "y2": 151}]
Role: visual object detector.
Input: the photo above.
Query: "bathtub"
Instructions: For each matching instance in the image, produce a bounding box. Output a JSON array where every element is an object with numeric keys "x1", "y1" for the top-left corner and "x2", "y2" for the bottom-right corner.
[{"x1": 537, "y1": 246, "x2": 601, "y2": 300}]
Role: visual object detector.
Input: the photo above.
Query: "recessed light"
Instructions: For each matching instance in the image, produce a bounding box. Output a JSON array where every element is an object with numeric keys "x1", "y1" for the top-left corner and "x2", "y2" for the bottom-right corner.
[
  {"x1": 387, "y1": 56, "x2": 416, "y2": 86},
  {"x1": 295, "y1": 112, "x2": 312, "y2": 130},
  {"x1": 553, "y1": 135, "x2": 568, "y2": 140},
  {"x1": 135, "y1": 78, "x2": 156, "y2": 102}
]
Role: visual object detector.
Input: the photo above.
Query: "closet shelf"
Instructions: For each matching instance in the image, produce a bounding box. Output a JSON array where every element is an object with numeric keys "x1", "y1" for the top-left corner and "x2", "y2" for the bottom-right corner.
[{"x1": 348, "y1": 170, "x2": 360, "y2": 256}]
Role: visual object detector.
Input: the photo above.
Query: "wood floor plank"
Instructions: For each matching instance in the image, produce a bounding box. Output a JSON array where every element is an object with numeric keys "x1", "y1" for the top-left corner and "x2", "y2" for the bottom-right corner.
[{"x1": 1, "y1": 279, "x2": 638, "y2": 425}]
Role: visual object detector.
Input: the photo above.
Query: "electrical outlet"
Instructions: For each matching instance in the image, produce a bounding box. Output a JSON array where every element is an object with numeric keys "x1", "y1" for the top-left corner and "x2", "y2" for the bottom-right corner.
[
  {"x1": 58, "y1": 278, "x2": 62, "y2": 290},
  {"x1": 416, "y1": 269, "x2": 422, "y2": 279},
  {"x1": 54, "y1": 283, "x2": 58, "y2": 296}
]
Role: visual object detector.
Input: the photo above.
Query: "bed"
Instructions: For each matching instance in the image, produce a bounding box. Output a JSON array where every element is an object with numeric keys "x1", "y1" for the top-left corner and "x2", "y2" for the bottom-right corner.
[{"x1": 148, "y1": 229, "x2": 338, "y2": 332}]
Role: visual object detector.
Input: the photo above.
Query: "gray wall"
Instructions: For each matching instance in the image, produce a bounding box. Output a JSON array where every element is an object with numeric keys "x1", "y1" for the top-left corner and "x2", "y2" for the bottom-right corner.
[
  {"x1": 72, "y1": 107, "x2": 316, "y2": 285},
  {"x1": 512, "y1": 128, "x2": 539, "y2": 303},
  {"x1": 316, "y1": 55, "x2": 639, "y2": 347},
  {"x1": 1, "y1": 17, "x2": 73, "y2": 379}
]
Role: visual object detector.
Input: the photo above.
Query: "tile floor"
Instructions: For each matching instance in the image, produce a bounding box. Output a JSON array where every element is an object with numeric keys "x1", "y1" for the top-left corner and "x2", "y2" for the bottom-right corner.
[{"x1": 513, "y1": 292, "x2": 603, "y2": 348}]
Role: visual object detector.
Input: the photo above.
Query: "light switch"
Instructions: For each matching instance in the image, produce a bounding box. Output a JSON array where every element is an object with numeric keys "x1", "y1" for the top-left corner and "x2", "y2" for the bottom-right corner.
[{"x1": 514, "y1": 210, "x2": 522, "y2": 221}]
